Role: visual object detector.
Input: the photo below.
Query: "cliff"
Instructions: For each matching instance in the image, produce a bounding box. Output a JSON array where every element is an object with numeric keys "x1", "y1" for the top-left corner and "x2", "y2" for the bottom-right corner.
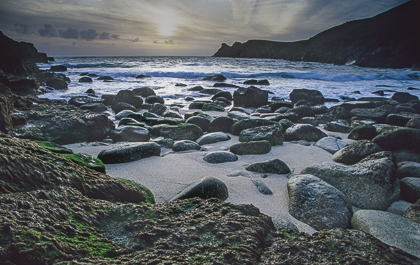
[{"x1": 213, "y1": 0, "x2": 420, "y2": 69}]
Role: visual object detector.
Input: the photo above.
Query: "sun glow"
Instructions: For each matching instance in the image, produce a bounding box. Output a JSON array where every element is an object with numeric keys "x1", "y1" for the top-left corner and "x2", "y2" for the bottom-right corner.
[{"x1": 155, "y1": 10, "x2": 181, "y2": 37}]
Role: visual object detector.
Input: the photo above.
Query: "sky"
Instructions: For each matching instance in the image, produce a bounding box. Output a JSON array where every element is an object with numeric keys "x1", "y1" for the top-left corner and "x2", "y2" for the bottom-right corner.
[{"x1": 0, "y1": 0, "x2": 410, "y2": 57}]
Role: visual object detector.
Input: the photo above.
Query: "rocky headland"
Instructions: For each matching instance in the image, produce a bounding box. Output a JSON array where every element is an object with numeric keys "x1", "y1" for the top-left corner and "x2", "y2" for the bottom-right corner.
[
  {"x1": 1, "y1": 32, "x2": 420, "y2": 264},
  {"x1": 213, "y1": 0, "x2": 420, "y2": 69}
]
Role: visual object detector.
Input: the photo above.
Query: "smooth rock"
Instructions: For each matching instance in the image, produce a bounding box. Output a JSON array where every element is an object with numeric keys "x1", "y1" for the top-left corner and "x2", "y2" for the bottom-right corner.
[
  {"x1": 186, "y1": 116, "x2": 211, "y2": 132},
  {"x1": 46, "y1": 78, "x2": 68, "y2": 90},
  {"x1": 159, "y1": 123, "x2": 203, "y2": 141},
  {"x1": 145, "y1": 95, "x2": 165, "y2": 105},
  {"x1": 284, "y1": 124, "x2": 328, "y2": 142},
  {"x1": 109, "y1": 126, "x2": 150, "y2": 142},
  {"x1": 289, "y1": 89, "x2": 325, "y2": 105},
  {"x1": 132, "y1": 87, "x2": 156, "y2": 97},
  {"x1": 208, "y1": 116, "x2": 235, "y2": 133},
  {"x1": 372, "y1": 128, "x2": 420, "y2": 151},
  {"x1": 239, "y1": 125, "x2": 284, "y2": 146},
  {"x1": 114, "y1": 102, "x2": 136, "y2": 113},
  {"x1": 230, "y1": 140, "x2": 271, "y2": 155},
  {"x1": 245, "y1": 158, "x2": 290, "y2": 174},
  {"x1": 233, "y1": 86, "x2": 268, "y2": 108},
  {"x1": 331, "y1": 140, "x2": 381, "y2": 165},
  {"x1": 203, "y1": 151, "x2": 238, "y2": 164},
  {"x1": 172, "y1": 140, "x2": 201, "y2": 152},
  {"x1": 397, "y1": 161, "x2": 420, "y2": 179},
  {"x1": 302, "y1": 151, "x2": 400, "y2": 210},
  {"x1": 288, "y1": 174, "x2": 353, "y2": 230},
  {"x1": 314, "y1": 137, "x2": 347, "y2": 154},
  {"x1": 250, "y1": 178, "x2": 273, "y2": 195},
  {"x1": 348, "y1": 124, "x2": 377, "y2": 140},
  {"x1": 324, "y1": 121, "x2": 352, "y2": 133},
  {"x1": 352, "y1": 210, "x2": 420, "y2": 258},
  {"x1": 400, "y1": 178, "x2": 420, "y2": 203},
  {"x1": 391, "y1": 92, "x2": 419, "y2": 103},
  {"x1": 79, "y1": 102, "x2": 107, "y2": 113},
  {"x1": 150, "y1": 103, "x2": 167, "y2": 116},
  {"x1": 98, "y1": 142, "x2": 161, "y2": 164},
  {"x1": 231, "y1": 118, "x2": 279, "y2": 136},
  {"x1": 387, "y1": 200, "x2": 412, "y2": 216},
  {"x1": 171, "y1": 177, "x2": 229, "y2": 201},
  {"x1": 196, "y1": 132, "x2": 231, "y2": 145}
]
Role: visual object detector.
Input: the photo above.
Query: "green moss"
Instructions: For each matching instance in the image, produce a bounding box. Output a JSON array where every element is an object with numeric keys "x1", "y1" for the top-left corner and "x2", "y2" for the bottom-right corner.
[
  {"x1": 35, "y1": 141, "x2": 73, "y2": 154},
  {"x1": 117, "y1": 178, "x2": 155, "y2": 204},
  {"x1": 61, "y1": 153, "x2": 106, "y2": 173}
]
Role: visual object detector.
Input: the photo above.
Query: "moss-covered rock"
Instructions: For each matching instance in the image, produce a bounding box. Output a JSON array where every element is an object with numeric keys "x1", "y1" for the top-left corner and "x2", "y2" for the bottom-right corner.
[
  {"x1": 348, "y1": 124, "x2": 377, "y2": 140},
  {"x1": 117, "y1": 178, "x2": 155, "y2": 204},
  {"x1": 61, "y1": 153, "x2": 106, "y2": 173},
  {"x1": 34, "y1": 140, "x2": 73, "y2": 154}
]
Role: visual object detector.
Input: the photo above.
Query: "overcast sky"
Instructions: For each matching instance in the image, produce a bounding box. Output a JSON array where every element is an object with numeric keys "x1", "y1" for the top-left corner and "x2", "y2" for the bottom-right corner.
[{"x1": 0, "y1": 0, "x2": 410, "y2": 56}]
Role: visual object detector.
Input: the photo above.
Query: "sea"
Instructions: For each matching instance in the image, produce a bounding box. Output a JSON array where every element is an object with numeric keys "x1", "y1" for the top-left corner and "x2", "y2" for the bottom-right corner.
[{"x1": 37, "y1": 56, "x2": 420, "y2": 108}]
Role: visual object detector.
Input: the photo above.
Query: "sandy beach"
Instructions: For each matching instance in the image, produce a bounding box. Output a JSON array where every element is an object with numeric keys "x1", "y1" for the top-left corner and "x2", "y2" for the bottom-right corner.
[{"x1": 65, "y1": 109, "x2": 354, "y2": 234}]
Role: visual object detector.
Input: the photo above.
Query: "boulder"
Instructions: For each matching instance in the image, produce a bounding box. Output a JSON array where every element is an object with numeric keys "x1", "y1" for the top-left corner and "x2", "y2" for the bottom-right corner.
[
  {"x1": 397, "y1": 161, "x2": 420, "y2": 179},
  {"x1": 387, "y1": 112, "x2": 420, "y2": 127},
  {"x1": 212, "y1": 91, "x2": 233, "y2": 101},
  {"x1": 118, "y1": 118, "x2": 144, "y2": 127},
  {"x1": 350, "y1": 106, "x2": 394, "y2": 123},
  {"x1": 196, "y1": 132, "x2": 231, "y2": 145},
  {"x1": 289, "y1": 89, "x2": 325, "y2": 105},
  {"x1": 323, "y1": 121, "x2": 352, "y2": 133},
  {"x1": 186, "y1": 116, "x2": 211, "y2": 132},
  {"x1": 407, "y1": 117, "x2": 420, "y2": 129},
  {"x1": 288, "y1": 174, "x2": 353, "y2": 230},
  {"x1": 114, "y1": 102, "x2": 137, "y2": 113},
  {"x1": 79, "y1": 76, "x2": 93, "y2": 83},
  {"x1": 299, "y1": 117, "x2": 318, "y2": 126},
  {"x1": 387, "y1": 200, "x2": 412, "y2": 216},
  {"x1": 239, "y1": 125, "x2": 284, "y2": 146},
  {"x1": 83, "y1": 114, "x2": 115, "y2": 143},
  {"x1": 233, "y1": 86, "x2": 268, "y2": 108},
  {"x1": 394, "y1": 150, "x2": 420, "y2": 163},
  {"x1": 151, "y1": 137, "x2": 174, "y2": 148},
  {"x1": 46, "y1": 78, "x2": 67, "y2": 90},
  {"x1": 150, "y1": 103, "x2": 167, "y2": 116},
  {"x1": 109, "y1": 126, "x2": 150, "y2": 142},
  {"x1": 112, "y1": 90, "x2": 143, "y2": 110},
  {"x1": 314, "y1": 137, "x2": 348, "y2": 154},
  {"x1": 285, "y1": 105, "x2": 314, "y2": 118},
  {"x1": 97, "y1": 76, "x2": 114, "y2": 81},
  {"x1": 79, "y1": 102, "x2": 107, "y2": 113},
  {"x1": 202, "y1": 74, "x2": 227, "y2": 81},
  {"x1": 400, "y1": 178, "x2": 420, "y2": 203},
  {"x1": 132, "y1": 87, "x2": 156, "y2": 97},
  {"x1": 172, "y1": 140, "x2": 201, "y2": 152},
  {"x1": 245, "y1": 158, "x2": 290, "y2": 174},
  {"x1": 68, "y1": 96, "x2": 102, "y2": 107},
  {"x1": 188, "y1": 101, "x2": 206, "y2": 109},
  {"x1": 352, "y1": 210, "x2": 420, "y2": 258},
  {"x1": 98, "y1": 142, "x2": 161, "y2": 164},
  {"x1": 200, "y1": 88, "x2": 222, "y2": 95},
  {"x1": 284, "y1": 124, "x2": 327, "y2": 142},
  {"x1": 115, "y1": 110, "x2": 137, "y2": 120},
  {"x1": 372, "y1": 128, "x2": 420, "y2": 151},
  {"x1": 403, "y1": 200, "x2": 420, "y2": 224},
  {"x1": 202, "y1": 102, "x2": 225, "y2": 111},
  {"x1": 49, "y1": 65, "x2": 67, "y2": 71},
  {"x1": 159, "y1": 123, "x2": 203, "y2": 141},
  {"x1": 227, "y1": 110, "x2": 249, "y2": 120},
  {"x1": 203, "y1": 151, "x2": 238, "y2": 164},
  {"x1": 208, "y1": 116, "x2": 235, "y2": 133},
  {"x1": 101, "y1": 94, "x2": 115, "y2": 106},
  {"x1": 348, "y1": 124, "x2": 377, "y2": 140},
  {"x1": 331, "y1": 140, "x2": 382, "y2": 165},
  {"x1": 145, "y1": 95, "x2": 165, "y2": 105},
  {"x1": 230, "y1": 118, "x2": 279, "y2": 136},
  {"x1": 302, "y1": 151, "x2": 399, "y2": 210},
  {"x1": 391, "y1": 92, "x2": 419, "y2": 103},
  {"x1": 0, "y1": 84, "x2": 15, "y2": 134},
  {"x1": 171, "y1": 177, "x2": 229, "y2": 201},
  {"x1": 230, "y1": 140, "x2": 271, "y2": 155},
  {"x1": 34, "y1": 140, "x2": 73, "y2": 154}
]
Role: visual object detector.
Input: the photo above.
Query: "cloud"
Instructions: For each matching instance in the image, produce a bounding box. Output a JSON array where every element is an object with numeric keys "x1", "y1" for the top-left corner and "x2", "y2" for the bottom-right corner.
[
  {"x1": 38, "y1": 24, "x2": 57, "y2": 37},
  {"x1": 14, "y1": 23, "x2": 31, "y2": 34},
  {"x1": 99, "y1": 32, "x2": 111, "y2": 39},
  {"x1": 59, "y1": 27, "x2": 79, "y2": 39},
  {"x1": 164, "y1": 40, "x2": 174, "y2": 44},
  {"x1": 79, "y1": 29, "x2": 99, "y2": 41},
  {"x1": 111, "y1": 34, "x2": 120, "y2": 40},
  {"x1": 131, "y1": 37, "x2": 141, "y2": 42}
]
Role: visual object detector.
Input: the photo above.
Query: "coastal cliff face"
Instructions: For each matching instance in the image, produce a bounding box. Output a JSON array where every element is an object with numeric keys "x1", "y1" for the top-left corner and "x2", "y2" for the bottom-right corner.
[{"x1": 213, "y1": 0, "x2": 420, "y2": 69}]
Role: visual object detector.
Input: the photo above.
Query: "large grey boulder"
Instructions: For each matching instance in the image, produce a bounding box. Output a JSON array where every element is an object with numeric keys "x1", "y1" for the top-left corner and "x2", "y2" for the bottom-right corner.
[
  {"x1": 203, "y1": 151, "x2": 238, "y2": 164},
  {"x1": 284, "y1": 124, "x2": 327, "y2": 142},
  {"x1": 352, "y1": 210, "x2": 420, "y2": 258},
  {"x1": 233, "y1": 86, "x2": 268, "y2": 108},
  {"x1": 397, "y1": 161, "x2": 420, "y2": 179},
  {"x1": 230, "y1": 140, "x2": 271, "y2": 155},
  {"x1": 208, "y1": 116, "x2": 235, "y2": 133},
  {"x1": 323, "y1": 121, "x2": 352, "y2": 133},
  {"x1": 230, "y1": 118, "x2": 279, "y2": 136},
  {"x1": 186, "y1": 116, "x2": 211, "y2": 132},
  {"x1": 301, "y1": 151, "x2": 400, "y2": 210},
  {"x1": 239, "y1": 125, "x2": 284, "y2": 146},
  {"x1": 159, "y1": 123, "x2": 203, "y2": 141},
  {"x1": 314, "y1": 137, "x2": 347, "y2": 154},
  {"x1": 111, "y1": 89, "x2": 143, "y2": 110},
  {"x1": 348, "y1": 124, "x2": 377, "y2": 140},
  {"x1": 288, "y1": 175, "x2": 353, "y2": 230},
  {"x1": 171, "y1": 177, "x2": 229, "y2": 201},
  {"x1": 172, "y1": 140, "x2": 201, "y2": 152},
  {"x1": 331, "y1": 140, "x2": 381, "y2": 165},
  {"x1": 196, "y1": 132, "x2": 231, "y2": 145},
  {"x1": 109, "y1": 126, "x2": 150, "y2": 142},
  {"x1": 98, "y1": 142, "x2": 161, "y2": 164},
  {"x1": 289, "y1": 89, "x2": 325, "y2": 105},
  {"x1": 400, "y1": 178, "x2": 420, "y2": 203},
  {"x1": 245, "y1": 158, "x2": 290, "y2": 174},
  {"x1": 372, "y1": 128, "x2": 420, "y2": 151},
  {"x1": 150, "y1": 103, "x2": 167, "y2": 116}
]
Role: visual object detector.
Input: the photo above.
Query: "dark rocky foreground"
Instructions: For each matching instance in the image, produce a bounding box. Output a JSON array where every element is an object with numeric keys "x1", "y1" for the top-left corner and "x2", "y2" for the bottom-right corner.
[
  {"x1": 1, "y1": 133, "x2": 419, "y2": 264},
  {"x1": 213, "y1": 0, "x2": 420, "y2": 69}
]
